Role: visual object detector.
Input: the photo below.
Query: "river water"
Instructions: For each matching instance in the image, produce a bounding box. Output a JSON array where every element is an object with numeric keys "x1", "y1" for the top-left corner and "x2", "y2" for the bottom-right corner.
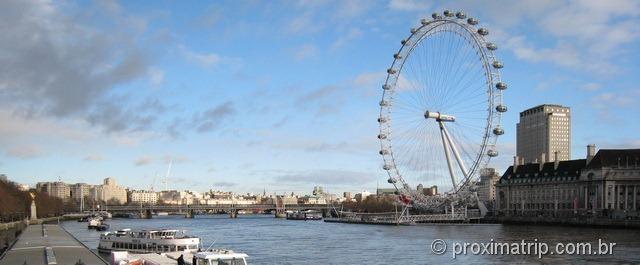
[{"x1": 62, "y1": 215, "x2": 640, "y2": 264}]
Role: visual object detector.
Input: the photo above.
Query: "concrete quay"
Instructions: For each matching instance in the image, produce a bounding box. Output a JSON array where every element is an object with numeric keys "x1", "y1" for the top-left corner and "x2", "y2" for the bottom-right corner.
[{"x1": 0, "y1": 224, "x2": 107, "y2": 265}]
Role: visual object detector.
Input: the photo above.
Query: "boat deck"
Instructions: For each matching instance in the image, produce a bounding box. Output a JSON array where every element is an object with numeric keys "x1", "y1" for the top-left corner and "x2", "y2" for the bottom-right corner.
[
  {"x1": 130, "y1": 253, "x2": 179, "y2": 265},
  {"x1": 0, "y1": 224, "x2": 107, "y2": 265}
]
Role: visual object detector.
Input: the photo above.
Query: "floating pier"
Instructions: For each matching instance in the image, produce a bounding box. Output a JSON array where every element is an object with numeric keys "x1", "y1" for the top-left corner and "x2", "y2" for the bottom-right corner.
[
  {"x1": 325, "y1": 207, "x2": 483, "y2": 225},
  {"x1": 0, "y1": 224, "x2": 107, "y2": 265}
]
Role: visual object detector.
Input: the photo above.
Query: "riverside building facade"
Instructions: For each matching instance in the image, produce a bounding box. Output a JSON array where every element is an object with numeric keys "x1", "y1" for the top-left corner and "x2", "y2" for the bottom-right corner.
[{"x1": 496, "y1": 146, "x2": 640, "y2": 218}]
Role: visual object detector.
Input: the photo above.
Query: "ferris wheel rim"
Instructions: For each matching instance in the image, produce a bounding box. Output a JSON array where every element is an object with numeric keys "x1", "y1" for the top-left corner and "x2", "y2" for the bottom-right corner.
[{"x1": 377, "y1": 11, "x2": 506, "y2": 207}]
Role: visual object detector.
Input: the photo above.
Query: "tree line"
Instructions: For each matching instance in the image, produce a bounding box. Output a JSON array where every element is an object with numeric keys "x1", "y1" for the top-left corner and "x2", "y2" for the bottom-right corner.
[{"x1": 0, "y1": 179, "x2": 64, "y2": 222}]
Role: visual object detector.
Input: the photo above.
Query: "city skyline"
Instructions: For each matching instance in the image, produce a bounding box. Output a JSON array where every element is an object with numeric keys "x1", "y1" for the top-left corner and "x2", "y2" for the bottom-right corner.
[{"x1": 1, "y1": 0, "x2": 640, "y2": 194}]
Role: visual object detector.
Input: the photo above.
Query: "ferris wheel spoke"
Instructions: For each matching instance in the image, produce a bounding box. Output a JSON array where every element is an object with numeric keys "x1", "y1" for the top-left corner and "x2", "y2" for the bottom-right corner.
[
  {"x1": 446, "y1": 86, "x2": 487, "y2": 111},
  {"x1": 442, "y1": 66, "x2": 484, "y2": 108},
  {"x1": 441, "y1": 30, "x2": 468, "y2": 101},
  {"x1": 406, "y1": 43, "x2": 434, "y2": 103},
  {"x1": 407, "y1": 65, "x2": 430, "y2": 109}
]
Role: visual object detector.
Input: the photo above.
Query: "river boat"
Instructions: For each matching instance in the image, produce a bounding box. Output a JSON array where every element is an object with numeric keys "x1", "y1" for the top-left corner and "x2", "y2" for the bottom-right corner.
[
  {"x1": 88, "y1": 217, "x2": 102, "y2": 229},
  {"x1": 96, "y1": 223, "x2": 110, "y2": 231},
  {"x1": 98, "y1": 229, "x2": 200, "y2": 254},
  {"x1": 97, "y1": 211, "x2": 113, "y2": 219},
  {"x1": 192, "y1": 250, "x2": 249, "y2": 265},
  {"x1": 112, "y1": 249, "x2": 249, "y2": 265},
  {"x1": 286, "y1": 210, "x2": 322, "y2": 220}
]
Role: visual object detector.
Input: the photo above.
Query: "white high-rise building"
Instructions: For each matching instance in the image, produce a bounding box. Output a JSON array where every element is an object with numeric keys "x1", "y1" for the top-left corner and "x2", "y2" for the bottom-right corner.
[
  {"x1": 517, "y1": 104, "x2": 571, "y2": 164},
  {"x1": 129, "y1": 190, "x2": 158, "y2": 204},
  {"x1": 91, "y1": 177, "x2": 127, "y2": 204}
]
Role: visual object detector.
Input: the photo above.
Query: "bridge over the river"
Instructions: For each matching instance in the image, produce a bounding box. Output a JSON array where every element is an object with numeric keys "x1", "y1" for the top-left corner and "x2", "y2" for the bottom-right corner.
[{"x1": 103, "y1": 204, "x2": 332, "y2": 218}]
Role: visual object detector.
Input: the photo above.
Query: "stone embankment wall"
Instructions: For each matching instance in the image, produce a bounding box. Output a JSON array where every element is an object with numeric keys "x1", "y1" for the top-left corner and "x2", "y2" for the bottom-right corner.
[{"x1": 0, "y1": 221, "x2": 26, "y2": 256}]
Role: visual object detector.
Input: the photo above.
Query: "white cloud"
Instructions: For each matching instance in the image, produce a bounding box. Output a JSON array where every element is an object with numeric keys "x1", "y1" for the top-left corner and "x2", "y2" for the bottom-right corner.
[
  {"x1": 333, "y1": 0, "x2": 373, "y2": 20},
  {"x1": 274, "y1": 169, "x2": 375, "y2": 186},
  {"x1": 148, "y1": 68, "x2": 165, "y2": 86},
  {"x1": 431, "y1": 1, "x2": 640, "y2": 76},
  {"x1": 0, "y1": 110, "x2": 92, "y2": 142},
  {"x1": 352, "y1": 72, "x2": 386, "y2": 88},
  {"x1": 294, "y1": 44, "x2": 318, "y2": 61},
  {"x1": 135, "y1": 155, "x2": 154, "y2": 166},
  {"x1": 181, "y1": 46, "x2": 222, "y2": 66},
  {"x1": 581, "y1": 83, "x2": 602, "y2": 91},
  {"x1": 84, "y1": 154, "x2": 105, "y2": 161},
  {"x1": 592, "y1": 92, "x2": 634, "y2": 108},
  {"x1": 134, "y1": 154, "x2": 189, "y2": 167},
  {"x1": 504, "y1": 36, "x2": 617, "y2": 75},
  {"x1": 388, "y1": 0, "x2": 430, "y2": 11},
  {"x1": 287, "y1": 12, "x2": 322, "y2": 34},
  {"x1": 0, "y1": 0, "x2": 152, "y2": 121},
  {"x1": 330, "y1": 28, "x2": 363, "y2": 50},
  {"x1": 6, "y1": 145, "x2": 44, "y2": 159}
]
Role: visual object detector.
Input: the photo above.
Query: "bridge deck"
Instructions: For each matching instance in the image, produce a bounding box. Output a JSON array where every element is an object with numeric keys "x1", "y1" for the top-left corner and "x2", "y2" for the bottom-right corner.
[{"x1": 0, "y1": 224, "x2": 107, "y2": 265}]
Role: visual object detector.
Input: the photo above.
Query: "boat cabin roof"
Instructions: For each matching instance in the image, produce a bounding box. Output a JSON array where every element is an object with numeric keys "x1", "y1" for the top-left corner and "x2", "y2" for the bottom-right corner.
[{"x1": 194, "y1": 251, "x2": 248, "y2": 260}]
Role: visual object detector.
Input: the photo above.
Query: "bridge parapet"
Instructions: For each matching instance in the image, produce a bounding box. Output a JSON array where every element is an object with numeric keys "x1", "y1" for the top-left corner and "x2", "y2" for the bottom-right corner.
[{"x1": 104, "y1": 204, "x2": 330, "y2": 212}]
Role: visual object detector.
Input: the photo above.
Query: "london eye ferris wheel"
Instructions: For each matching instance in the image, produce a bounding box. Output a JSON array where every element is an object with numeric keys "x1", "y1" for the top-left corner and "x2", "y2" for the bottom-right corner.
[{"x1": 378, "y1": 10, "x2": 508, "y2": 210}]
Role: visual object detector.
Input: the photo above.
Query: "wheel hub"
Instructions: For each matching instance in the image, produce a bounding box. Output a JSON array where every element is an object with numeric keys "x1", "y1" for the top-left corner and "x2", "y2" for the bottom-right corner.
[{"x1": 424, "y1": 111, "x2": 456, "y2": 122}]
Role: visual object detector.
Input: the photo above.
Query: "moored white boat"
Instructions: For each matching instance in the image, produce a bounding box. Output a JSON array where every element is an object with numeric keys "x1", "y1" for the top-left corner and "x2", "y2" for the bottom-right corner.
[
  {"x1": 192, "y1": 250, "x2": 249, "y2": 265},
  {"x1": 99, "y1": 229, "x2": 200, "y2": 254},
  {"x1": 112, "y1": 249, "x2": 250, "y2": 265},
  {"x1": 286, "y1": 210, "x2": 322, "y2": 221},
  {"x1": 88, "y1": 217, "x2": 102, "y2": 229}
]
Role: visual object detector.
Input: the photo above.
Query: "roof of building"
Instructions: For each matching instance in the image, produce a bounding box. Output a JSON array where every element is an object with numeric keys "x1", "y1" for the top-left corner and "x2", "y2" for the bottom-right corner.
[
  {"x1": 520, "y1": 104, "x2": 569, "y2": 114},
  {"x1": 585, "y1": 149, "x2": 640, "y2": 169},
  {"x1": 501, "y1": 159, "x2": 586, "y2": 180},
  {"x1": 499, "y1": 148, "x2": 640, "y2": 183}
]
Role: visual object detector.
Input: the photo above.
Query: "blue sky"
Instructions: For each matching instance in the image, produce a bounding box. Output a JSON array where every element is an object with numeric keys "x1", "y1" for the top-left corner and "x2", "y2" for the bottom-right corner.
[{"x1": 1, "y1": 0, "x2": 639, "y2": 194}]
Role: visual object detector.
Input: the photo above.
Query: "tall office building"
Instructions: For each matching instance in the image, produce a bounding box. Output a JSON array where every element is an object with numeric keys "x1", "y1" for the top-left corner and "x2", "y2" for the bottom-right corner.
[
  {"x1": 516, "y1": 104, "x2": 571, "y2": 164},
  {"x1": 70, "y1": 183, "x2": 92, "y2": 201},
  {"x1": 36, "y1": 181, "x2": 71, "y2": 201}
]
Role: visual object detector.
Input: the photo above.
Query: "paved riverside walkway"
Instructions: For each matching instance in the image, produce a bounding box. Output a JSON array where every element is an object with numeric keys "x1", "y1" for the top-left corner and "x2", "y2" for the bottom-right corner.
[{"x1": 0, "y1": 224, "x2": 107, "y2": 265}]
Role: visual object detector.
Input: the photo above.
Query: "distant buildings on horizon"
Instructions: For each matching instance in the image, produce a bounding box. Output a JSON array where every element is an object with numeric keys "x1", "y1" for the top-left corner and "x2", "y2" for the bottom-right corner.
[{"x1": 3, "y1": 176, "x2": 369, "y2": 208}]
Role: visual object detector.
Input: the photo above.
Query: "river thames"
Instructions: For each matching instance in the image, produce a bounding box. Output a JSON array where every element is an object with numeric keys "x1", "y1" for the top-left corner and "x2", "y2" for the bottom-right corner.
[{"x1": 62, "y1": 215, "x2": 640, "y2": 264}]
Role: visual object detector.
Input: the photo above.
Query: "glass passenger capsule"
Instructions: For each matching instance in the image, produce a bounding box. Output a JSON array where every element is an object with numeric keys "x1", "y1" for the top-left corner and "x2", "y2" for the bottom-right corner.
[
  {"x1": 496, "y1": 104, "x2": 507, "y2": 113},
  {"x1": 488, "y1": 150, "x2": 499, "y2": 157}
]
